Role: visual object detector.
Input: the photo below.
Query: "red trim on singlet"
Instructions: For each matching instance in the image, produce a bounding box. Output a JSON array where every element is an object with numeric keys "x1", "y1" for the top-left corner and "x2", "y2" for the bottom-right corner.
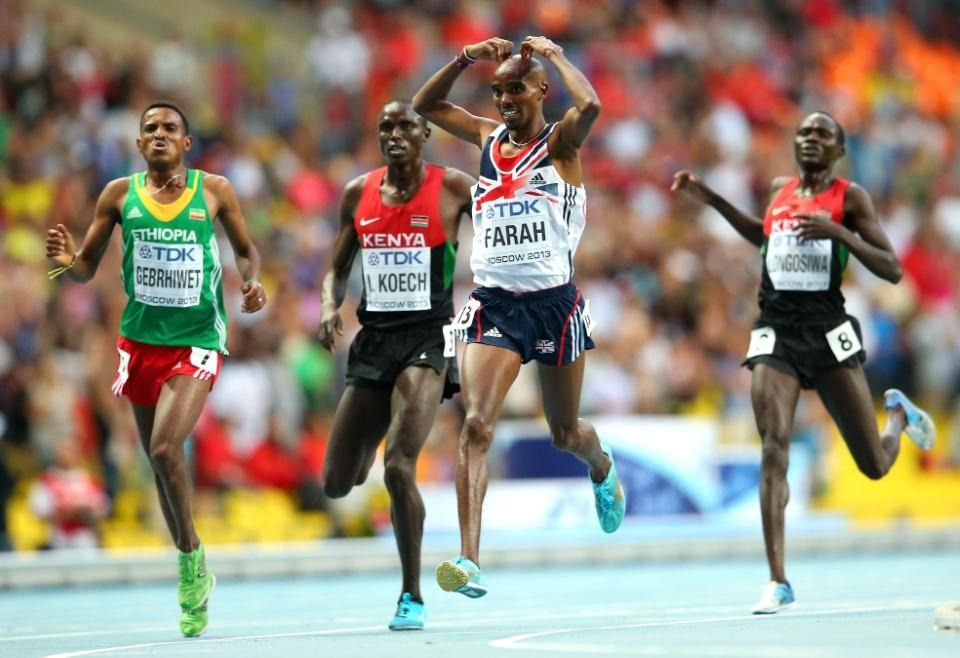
[
  {"x1": 762, "y1": 176, "x2": 850, "y2": 235},
  {"x1": 354, "y1": 164, "x2": 447, "y2": 244},
  {"x1": 555, "y1": 290, "x2": 582, "y2": 367}
]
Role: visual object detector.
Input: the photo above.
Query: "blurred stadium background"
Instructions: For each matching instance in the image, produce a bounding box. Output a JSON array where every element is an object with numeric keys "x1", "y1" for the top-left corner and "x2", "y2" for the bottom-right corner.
[{"x1": 0, "y1": 0, "x2": 959, "y2": 569}]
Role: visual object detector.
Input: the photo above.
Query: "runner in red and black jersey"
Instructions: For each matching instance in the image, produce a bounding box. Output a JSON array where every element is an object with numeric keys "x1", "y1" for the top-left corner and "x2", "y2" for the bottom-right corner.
[
  {"x1": 317, "y1": 99, "x2": 475, "y2": 631},
  {"x1": 672, "y1": 112, "x2": 936, "y2": 614}
]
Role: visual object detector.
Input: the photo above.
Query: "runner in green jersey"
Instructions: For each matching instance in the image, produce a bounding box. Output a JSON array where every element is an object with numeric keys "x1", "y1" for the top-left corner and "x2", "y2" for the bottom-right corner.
[{"x1": 45, "y1": 101, "x2": 266, "y2": 638}]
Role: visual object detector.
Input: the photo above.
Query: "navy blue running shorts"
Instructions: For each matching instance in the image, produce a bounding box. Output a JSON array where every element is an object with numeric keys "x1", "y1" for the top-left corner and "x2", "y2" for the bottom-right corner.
[{"x1": 451, "y1": 283, "x2": 595, "y2": 366}]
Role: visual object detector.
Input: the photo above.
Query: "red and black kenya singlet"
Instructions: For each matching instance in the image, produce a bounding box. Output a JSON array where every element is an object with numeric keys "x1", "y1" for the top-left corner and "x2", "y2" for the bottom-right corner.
[
  {"x1": 355, "y1": 164, "x2": 457, "y2": 330},
  {"x1": 758, "y1": 176, "x2": 851, "y2": 324}
]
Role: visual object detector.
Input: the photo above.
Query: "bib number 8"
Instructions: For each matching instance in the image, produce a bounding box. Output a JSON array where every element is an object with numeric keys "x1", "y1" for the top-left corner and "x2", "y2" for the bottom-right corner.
[{"x1": 825, "y1": 319, "x2": 862, "y2": 362}]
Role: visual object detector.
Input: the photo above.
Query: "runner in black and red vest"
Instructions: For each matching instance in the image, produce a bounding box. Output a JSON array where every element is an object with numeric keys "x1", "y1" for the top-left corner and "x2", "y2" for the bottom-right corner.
[
  {"x1": 672, "y1": 111, "x2": 936, "y2": 615},
  {"x1": 317, "y1": 99, "x2": 475, "y2": 631}
]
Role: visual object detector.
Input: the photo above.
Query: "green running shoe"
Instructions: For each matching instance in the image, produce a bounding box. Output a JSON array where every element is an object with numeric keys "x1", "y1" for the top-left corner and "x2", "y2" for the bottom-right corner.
[
  {"x1": 180, "y1": 600, "x2": 211, "y2": 637},
  {"x1": 178, "y1": 544, "x2": 216, "y2": 637}
]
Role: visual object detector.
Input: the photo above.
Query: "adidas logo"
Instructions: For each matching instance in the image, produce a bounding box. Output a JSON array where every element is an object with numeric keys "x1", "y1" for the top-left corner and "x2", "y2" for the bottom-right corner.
[
  {"x1": 529, "y1": 172, "x2": 547, "y2": 185},
  {"x1": 125, "y1": 206, "x2": 143, "y2": 219},
  {"x1": 483, "y1": 327, "x2": 503, "y2": 338}
]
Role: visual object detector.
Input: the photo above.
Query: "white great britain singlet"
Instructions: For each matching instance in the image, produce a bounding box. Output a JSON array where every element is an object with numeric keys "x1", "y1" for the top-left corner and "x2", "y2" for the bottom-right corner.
[{"x1": 470, "y1": 124, "x2": 587, "y2": 292}]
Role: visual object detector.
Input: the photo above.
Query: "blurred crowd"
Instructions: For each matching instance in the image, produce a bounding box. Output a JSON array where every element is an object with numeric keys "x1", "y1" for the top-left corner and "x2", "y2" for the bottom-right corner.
[{"x1": 1, "y1": 0, "x2": 960, "y2": 549}]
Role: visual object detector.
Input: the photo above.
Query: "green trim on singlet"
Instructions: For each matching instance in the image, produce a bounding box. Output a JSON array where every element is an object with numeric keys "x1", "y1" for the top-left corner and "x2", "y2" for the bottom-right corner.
[
  {"x1": 838, "y1": 242, "x2": 849, "y2": 273},
  {"x1": 443, "y1": 240, "x2": 457, "y2": 289}
]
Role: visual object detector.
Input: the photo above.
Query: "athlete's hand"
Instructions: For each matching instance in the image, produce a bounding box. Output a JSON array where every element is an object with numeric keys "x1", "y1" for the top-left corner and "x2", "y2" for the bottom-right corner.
[
  {"x1": 464, "y1": 37, "x2": 513, "y2": 63},
  {"x1": 670, "y1": 170, "x2": 714, "y2": 205},
  {"x1": 520, "y1": 36, "x2": 563, "y2": 60},
  {"x1": 317, "y1": 307, "x2": 343, "y2": 352},
  {"x1": 794, "y1": 213, "x2": 849, "y2": 243},
  {"x1": 45, "y1": 223, "x2": 77, "y2": 268},
  {"x1": 241, "y1": 279, "x2": 267, "y2": 314}
]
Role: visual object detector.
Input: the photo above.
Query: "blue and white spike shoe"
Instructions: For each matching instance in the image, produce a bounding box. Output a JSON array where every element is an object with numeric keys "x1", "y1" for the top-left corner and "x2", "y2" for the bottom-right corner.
[{"x1": 884, "y1": 388, "x2": 936, "y2": 451}]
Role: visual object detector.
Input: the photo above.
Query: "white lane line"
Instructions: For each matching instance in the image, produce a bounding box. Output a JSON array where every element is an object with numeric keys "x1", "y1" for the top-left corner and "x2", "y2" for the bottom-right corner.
[
  {"x1": 41, "y1": 624, "x2": 386, "y2": 658},
  {"x1": 490, "y1": 602, "x2": 934, "y2": 653}
]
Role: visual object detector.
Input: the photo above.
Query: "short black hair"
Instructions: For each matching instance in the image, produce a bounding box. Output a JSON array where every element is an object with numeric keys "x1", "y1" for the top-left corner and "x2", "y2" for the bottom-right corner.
[
  {"x1": 140, "y1": 100, "x2": 190, "y2": 135},
  {"x1": 383, "y1": 98, "x2": 427, "y2": 129},
  {"x1": 812, "y1": 111, "x2": 845, "y2": 147}
]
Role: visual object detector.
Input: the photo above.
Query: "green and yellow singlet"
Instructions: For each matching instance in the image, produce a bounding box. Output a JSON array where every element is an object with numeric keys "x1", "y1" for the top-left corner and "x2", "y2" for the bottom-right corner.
[{"x1": 118, "y1": 169, "x2": 228, "y2": 352}]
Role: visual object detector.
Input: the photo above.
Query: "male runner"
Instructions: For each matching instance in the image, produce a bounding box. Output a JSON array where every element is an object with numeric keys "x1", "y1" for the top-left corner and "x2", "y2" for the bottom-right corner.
[
  {"x1": 317, "y1": 99, "x2": 475, "y2": 629},
  {"x1": 672, "y1": 111, "x2": 936, "y2": 613},
  {"x1": 413, "y1": 36, "x2": 626, "y2": 598},
  {"x1": 46, "y1": 101, "x2": 266, "y2": 636}
]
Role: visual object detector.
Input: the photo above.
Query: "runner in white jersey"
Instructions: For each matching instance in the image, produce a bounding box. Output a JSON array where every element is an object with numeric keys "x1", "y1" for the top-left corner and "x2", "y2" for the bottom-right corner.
[
  {"x1": 414, "y1": 35, "x2": 626, "y2": 600},
  {"x1": 470, "y1": 122, "x2": 587, "y2": 291}
]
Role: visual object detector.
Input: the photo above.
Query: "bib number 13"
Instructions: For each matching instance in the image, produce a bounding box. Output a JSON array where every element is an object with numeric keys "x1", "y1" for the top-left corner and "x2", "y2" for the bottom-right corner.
[{"x1": 825, "y1": 319, "x2": 862, "y2": 362}]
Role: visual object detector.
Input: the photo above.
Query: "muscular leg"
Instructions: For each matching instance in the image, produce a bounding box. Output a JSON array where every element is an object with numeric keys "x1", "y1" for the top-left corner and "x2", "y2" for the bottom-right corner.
[
  {"x1": 132, "y1": 375, "x2": 214, "y2": 553},
  {"x1": 321, "y1": 386, "x2": 392, "y2": 498},
  {"x1": 382, "y1": 364, "x2": 447, "y2": 600},
  {"x1": 751, "y1": 364, "x2": 802, "y2": 584},
  {"x1": 132, "y1": 406, "x2": 179, "y2": 545},
  {"x1": 537, "y1": 354, "x2": 610, "y2": 482},
  {"x1": 457, "y1": 343, "x2": 521, "y2": 563},
  {"x1": 813, "y1": 365, "x2": 906, "y2": 480}
]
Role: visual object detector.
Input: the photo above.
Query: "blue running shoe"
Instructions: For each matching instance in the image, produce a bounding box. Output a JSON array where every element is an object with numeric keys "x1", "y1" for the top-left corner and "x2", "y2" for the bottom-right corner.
[
  {"x1": 592, "y1": 443, "x2": 626, "y2": 533},
  {"x1": 436, "y1": 556, "x2": 487, "y2": 598},
  {"x1": 751, "y1": 581, "x2": 795, "y2": 614},
  {"x1": 884, "y1": 388, "x2": 936, "y2": 451},
  {"x1": 388, "y1": 593, "x2": 425, "y2": 631}
]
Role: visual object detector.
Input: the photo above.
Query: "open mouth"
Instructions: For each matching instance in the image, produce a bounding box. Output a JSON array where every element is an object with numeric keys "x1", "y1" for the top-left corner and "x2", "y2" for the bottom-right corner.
[
  {"x1": 387, "y1": 144, "x2": 406, "y2": 155},
  {"x1": 501, "y1": 108, "x2": 519, "y2": 120}
]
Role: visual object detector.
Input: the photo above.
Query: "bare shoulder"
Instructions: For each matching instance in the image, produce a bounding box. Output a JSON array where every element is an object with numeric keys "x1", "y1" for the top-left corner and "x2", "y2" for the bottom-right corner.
[
  {"x1": 442, "y1": 166, "x2": 476, "y2": 199},
  {"x1": 96, "y1": 177, "x2": 132, "y2": 217},
  {"x1": 844, "y1": 181, "x2": 871, "y2": 201},
  {"x1": 200, "y1": 172, "x2": 235, "y2": 198},
  {"x1": 843, "y1": 181, "x2": 875, "y2": 213},
  {"x1": 341, "y1": 173, "x2": 369, "y2": 206},
  {"x1": 770, "y1": 176, "x2": 792, "y2": 194},
  {"x1": 101, "y1": 176, "x2": 132, "y2": 201}
]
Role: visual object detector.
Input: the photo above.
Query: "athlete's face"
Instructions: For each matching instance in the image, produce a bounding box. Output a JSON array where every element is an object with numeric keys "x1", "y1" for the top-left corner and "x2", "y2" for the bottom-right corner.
[
  {"x1": 491, "y1": 57, "x2": 547, "y2": 130},
  {"x1": 137, "y1": 107, "x2": 191, "y2": 167},
  {"x1": 794, "y1": 113, "x2": 844, "y2": 171},
  {"x1": 377, "y1": 103, "x2": 429, "y2": 164}
]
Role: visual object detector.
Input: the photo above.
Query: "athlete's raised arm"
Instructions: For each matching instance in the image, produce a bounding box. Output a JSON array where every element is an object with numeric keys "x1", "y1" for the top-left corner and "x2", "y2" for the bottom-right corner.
[
  {"x1": 671, "y1": 170, "x2": 779, "y2": 248},
  {"x1": 520, "y1": 36, "x2": 601, "y2": 157},
  {"x1": 412, "y1": 38, "x2": 510, "y2": 148},
  {"x1": 318, "y1": 175, "x2": 365, "y2": 352},
  {"x1": 45, "y1": 177, "x2": 125, "y2": 282},
  {"x1": 206, "y1": 173, "x2": 266, "y2": 314}
]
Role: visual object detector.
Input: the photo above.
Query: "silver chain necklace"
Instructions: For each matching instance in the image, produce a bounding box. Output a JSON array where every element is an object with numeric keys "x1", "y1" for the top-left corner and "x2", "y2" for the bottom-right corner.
[
  {"x1": 508, "y1": 125, "x2": 547, "y2": 148},
  {"x1": 147, "y1": 173, "x2": 182, "y2": 197}
]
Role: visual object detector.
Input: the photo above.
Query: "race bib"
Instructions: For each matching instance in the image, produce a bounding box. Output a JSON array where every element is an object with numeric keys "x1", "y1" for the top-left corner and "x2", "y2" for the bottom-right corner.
[
  {"x1": 362, "y1": 247, "x2": 431, "y2": 312},
  {"x1": 475, "y1": 199, "x2": 553, "y2": 267},
  {"x1": 825, "y1": 319, "x2": 862, "y2": 362},
  {"x1": 189, "y1": 347, "x2": 220, "y2": 378},
  {"x1": 133, "y1": 240, "x2": 203, "y2": 307},
  {"x1": 765, "y1": 230, "x2": 831, "y2": 291},
  {"x1": 746, "y1": 326, "x2": 777, "y2": 359},
  {"x1": 582, "y1": 299, "x2": 595, "y2": 337},
  {"x1": 442, "y1": 324, "x2": 456, "y2": 358},
  {"x1": 450, "y1": 297, "x2": 482, "y2": 330}
]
